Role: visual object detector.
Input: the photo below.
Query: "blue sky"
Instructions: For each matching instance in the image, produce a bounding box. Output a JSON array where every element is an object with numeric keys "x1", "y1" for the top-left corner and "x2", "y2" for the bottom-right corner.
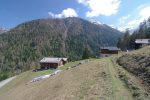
[{"x1": 0, "y1": 0, "x2": 150, "y2": 31}]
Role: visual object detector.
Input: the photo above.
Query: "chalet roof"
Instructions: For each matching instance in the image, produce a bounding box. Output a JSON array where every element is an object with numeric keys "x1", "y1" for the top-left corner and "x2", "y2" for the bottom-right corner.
[
  {"x1": 62, "y1": 58, "x2": 68, "y2": 61},
  {"x1": 100, "y1": 47, "x2": 120, "y2": 51},
  {"x1": 40, "y1": 57, "x2": 67, "y2": 63},
  {"x1": 135, "y1": 39, "x2": 150, "y2": 44}
]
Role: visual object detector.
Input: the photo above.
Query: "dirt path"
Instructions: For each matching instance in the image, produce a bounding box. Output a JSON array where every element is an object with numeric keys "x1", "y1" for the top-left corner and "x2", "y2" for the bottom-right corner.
[{"x1": 106, "y1": 57, "x2": 133, "y2": 100}]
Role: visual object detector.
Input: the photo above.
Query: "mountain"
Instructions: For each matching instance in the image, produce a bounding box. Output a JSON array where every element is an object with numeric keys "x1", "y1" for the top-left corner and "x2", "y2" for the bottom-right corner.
[
  {"x1": 0, "y1": 28, "x2": 8, "y2": 34},
  {"x1": 0, "y1": 17, "x2": 122, "y2": 77},
  {"x1": 89, "y1": 19, "x2": 102, "y2": 25}
]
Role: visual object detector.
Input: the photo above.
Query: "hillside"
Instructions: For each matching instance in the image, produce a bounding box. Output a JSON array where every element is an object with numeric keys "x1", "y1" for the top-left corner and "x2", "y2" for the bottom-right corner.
[
  {"x1": 0, "y1": 58, "x2": 133, "y2": 100},
  {"x1": 0, "y1": 17, "x2": 122, "y2": 77},
  {"x1": 117, "y1": 46, "x2": 150, "y2": 92},
  {"x1": 0, "y1": 48, "x2": 150, "y2": 99}
]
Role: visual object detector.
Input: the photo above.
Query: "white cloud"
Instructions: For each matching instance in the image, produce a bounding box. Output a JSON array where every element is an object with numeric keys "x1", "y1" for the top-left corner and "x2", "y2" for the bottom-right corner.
[
  {"x1": 139, "y1": 6, "x2": 150, "y2": 20},
  {"x1": 119, "y1": 14, "x2": 130, "y2": 24},
  {"x1": 137, "y1": 3, "x2": 150, "y2": 10},
  {"x1": 78, "y1": 0, "x2": 86, "y2": 4},
  {"x1": 117, "y1": 22, "x2": 137, "y2": 32},
  {"x1": 48, "y1": 8, "x2": 78, "y2": 18},
  {"x1": 118, "y1": 20, "x2": 140, "y2": 32},
  {"x1": 77, "y1": 0, "x2": 121, "y2": 17},
  {"x1": 127, "y1": 6, "x2": 150, "y2": 28},
  {"x1": 127, "y1": 20, "x2": 141, "y2": 26},
  {"x1": 118, "y1": 6, "x2": 150, "y2": 31},
  {"x1": 121, "y1": 14, "x2": 130, "y2": 20},
  {"x1": 118, "y1": 27, "x2": 128, "y2": 32}
]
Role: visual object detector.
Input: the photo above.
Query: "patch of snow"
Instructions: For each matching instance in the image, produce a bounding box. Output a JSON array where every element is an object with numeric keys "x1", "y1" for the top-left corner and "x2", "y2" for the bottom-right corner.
[{"x1": 89, "y1": 19, "x2": 103, "y2": 25}]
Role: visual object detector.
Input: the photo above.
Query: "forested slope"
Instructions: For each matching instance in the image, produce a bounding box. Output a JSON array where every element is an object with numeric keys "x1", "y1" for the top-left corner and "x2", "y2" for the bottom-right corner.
[{"x1": 0, "y1": 17, "x2": 122, "y2": 78}]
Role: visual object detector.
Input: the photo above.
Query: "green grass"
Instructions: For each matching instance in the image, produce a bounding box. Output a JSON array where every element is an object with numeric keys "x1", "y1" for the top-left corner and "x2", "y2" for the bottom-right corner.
[
  {"x1": 116, "y1": 46, "x2": 150, "y2": 99},
  {"x1": 58, "y1": 60, "x2": 81, "y2": 70},
  {"x1": 105, "y1": 57, "x2": 133, "y2": 100},
  {"x1": 32, "y1": 60, "x2": 82, "y2": 77},
  {"x1": 33, "y1": 70, "x2": 54, "y2": 77},
  {"x1": 1, "y1": 56, "x2": 147, "y2": 100},
  {"x1": 0, "y1": 60, "x2": 84, "y2": 95},
  {"x1": 29, "y1": 60, "x2": 82, "y2": 78},
  {"x1": 112, "y1": 55, "x2": 150, "y2": 100},
  {"x1": 58, "y1": 59, "x2": 96, "y2": 70}
]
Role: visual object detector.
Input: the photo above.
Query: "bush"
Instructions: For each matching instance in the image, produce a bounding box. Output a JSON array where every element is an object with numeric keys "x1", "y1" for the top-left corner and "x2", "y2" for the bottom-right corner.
[{"x1": 0, "y1": 72, "x2": 9, "y2": 81}]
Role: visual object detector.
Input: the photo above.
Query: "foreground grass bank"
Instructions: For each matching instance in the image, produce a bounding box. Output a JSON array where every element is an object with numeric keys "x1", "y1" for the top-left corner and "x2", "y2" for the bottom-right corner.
[
  {"x1": 0, "y1": 57, "x2": 133, "y2": 100},
  {"x1": 0, "y1": 60, "x2": 83, "y2": 95},
  {"x1": 0, "y1": 53, "x2": 149, "y2": 100}
]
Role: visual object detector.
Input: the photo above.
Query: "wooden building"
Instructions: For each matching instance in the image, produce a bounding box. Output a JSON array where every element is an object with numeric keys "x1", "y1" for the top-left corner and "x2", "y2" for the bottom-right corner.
[
  {"x1": 40, "y1": 57, "x2": 68, "y2": 69},
  {"x1": 100, "y1": 47, "x2": 120, "y2": 57},
  {"x1": 135, "y1": 39, "x2": 150, "y2": 49}
]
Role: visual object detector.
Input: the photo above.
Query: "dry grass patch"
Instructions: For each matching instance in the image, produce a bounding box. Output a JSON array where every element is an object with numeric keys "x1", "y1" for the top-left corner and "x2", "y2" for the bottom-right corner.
[
  {"x1": 0, "y1": 59, "x2": 114, "y2": 100},
  {"x1": 117, "y1": 49, "x2": 150, "y2": 92},
  {"x1": 113, "y1": 55, "x2": 150, "y2": 100}
]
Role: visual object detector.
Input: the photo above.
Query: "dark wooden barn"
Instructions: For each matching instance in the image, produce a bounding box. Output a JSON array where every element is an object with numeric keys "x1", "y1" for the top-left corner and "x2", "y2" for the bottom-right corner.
[
  {"x1": 100, "y1": 47, "x2": 120, "y2": 57},
  {"x1": 40, "y1": 57, "x2": 68, "y2": 69}
]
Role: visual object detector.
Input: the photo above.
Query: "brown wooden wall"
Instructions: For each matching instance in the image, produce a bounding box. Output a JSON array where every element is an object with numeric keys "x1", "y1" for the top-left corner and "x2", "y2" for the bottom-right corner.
[
  {"x1": 101, "y1": 49, "x2": 118, "y2": 54},
  {"x1": 40, "y1": 63, "x2": 59, "y2": 69},
  {"x1": 40, "y1": 60, "x2": 67, "y2": 69}
]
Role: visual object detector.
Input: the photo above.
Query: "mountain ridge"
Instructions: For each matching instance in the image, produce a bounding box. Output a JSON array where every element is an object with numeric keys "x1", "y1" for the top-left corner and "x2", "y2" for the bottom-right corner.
[{"x1": 0, "y1": 28, "x2": 8, "y2": 34}]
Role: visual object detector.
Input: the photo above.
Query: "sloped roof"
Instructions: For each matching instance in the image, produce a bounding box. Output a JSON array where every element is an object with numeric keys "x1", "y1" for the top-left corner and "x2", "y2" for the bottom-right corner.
[
  {"x1": 100, "y1": 47, "x2": 120, "y2": 51},
  {"x1": 135, "y1": 39, "x2": 150, "y2": 44},
  {"x1": 40, "y1": 57, "x2": 63, "y2": 63},
  {"x1": 62, "y1": 58, "x2": 68, "y2": 61}
]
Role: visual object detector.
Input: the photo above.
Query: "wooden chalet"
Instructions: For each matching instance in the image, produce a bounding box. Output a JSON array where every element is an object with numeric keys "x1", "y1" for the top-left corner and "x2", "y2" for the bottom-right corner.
[
  {"x1": 135, "y1": 39, "x2": 150, "y2": 49},
  {"x1": 40, "y1": 57, "x2": 68, "y2": 69},
  {"x1": 100, "y1": 47, "x2": 120, "y2": 57}
]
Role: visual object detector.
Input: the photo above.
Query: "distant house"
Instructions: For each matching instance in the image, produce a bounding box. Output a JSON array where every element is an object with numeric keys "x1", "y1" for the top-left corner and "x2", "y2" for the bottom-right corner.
[
  {"x1": 100, "y1": 47, "x2": 120, "y2": 57},
  {"x1": 135, "y1": 39, "x2": 150, "y2": 49},
  {"x1": 40, "y1": 57, "x2": 68, "y2": 69}
]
